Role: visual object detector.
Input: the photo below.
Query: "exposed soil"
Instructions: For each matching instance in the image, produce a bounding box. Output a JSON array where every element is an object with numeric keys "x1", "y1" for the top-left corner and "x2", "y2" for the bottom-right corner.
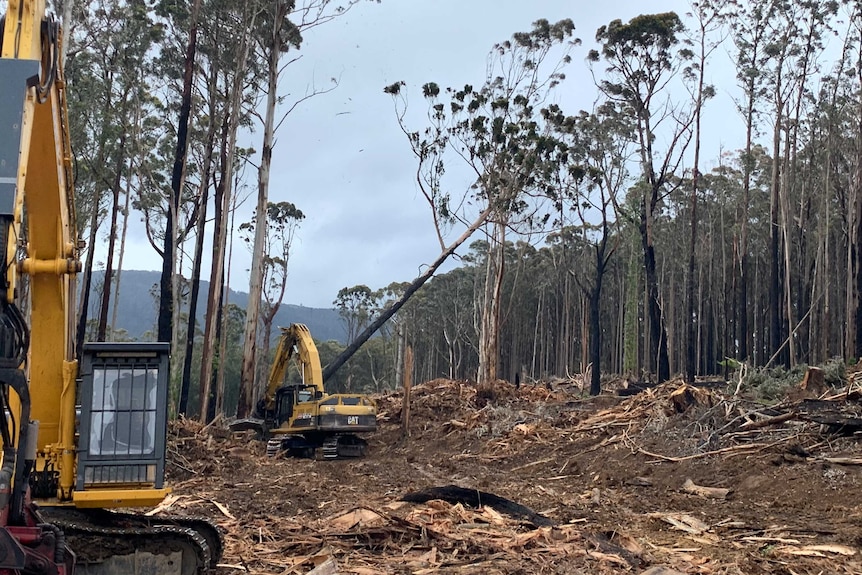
[{"x1": 163, "y1": 377, "x2": 862, "y2": 575}]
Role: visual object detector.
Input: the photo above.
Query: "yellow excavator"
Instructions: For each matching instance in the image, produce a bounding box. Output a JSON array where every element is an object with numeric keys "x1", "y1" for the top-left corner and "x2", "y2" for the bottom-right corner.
[
  {"x1": 0, "y1": 1, "x2": 220, "y2": 573},
  {"x1": 231, "y1": 324, "x2": 377, "y2": 458}
]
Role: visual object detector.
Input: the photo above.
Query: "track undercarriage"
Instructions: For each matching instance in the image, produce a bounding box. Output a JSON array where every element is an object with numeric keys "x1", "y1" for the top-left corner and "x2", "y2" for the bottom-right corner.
[
  {"x1": 36, "y1": 508, "x2": 222, "y2": 575},
  {"x1": 266, "y1": 433, "x2": 368, "y2": 459}
]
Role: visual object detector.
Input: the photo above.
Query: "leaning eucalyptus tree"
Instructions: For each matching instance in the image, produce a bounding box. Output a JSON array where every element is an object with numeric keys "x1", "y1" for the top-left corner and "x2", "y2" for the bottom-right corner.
[
  {"x1": 322, "y1": 19, "x2": 578, "y2": 386},
  {"x1": 422, "y1": 19, "x2": 577, "y2": 384}
]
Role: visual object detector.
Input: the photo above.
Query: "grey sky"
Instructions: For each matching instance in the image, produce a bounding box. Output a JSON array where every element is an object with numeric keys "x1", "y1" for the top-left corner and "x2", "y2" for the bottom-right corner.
[{"x1": 117, "y1": 0, "x2": 745, "y2": 309}]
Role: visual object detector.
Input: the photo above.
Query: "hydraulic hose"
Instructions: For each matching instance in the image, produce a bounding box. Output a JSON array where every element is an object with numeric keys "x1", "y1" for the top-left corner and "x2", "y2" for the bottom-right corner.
[{"x1": 1, "y1": 367, "x2": 30, "y2": 525}]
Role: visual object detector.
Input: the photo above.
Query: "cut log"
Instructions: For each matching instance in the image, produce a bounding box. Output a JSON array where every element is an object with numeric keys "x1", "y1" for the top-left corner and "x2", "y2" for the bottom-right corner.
[
  {"x1": 401, "y1": 485, "x2": 554, "y2": 527},
  {"x1": 798, "y1": 399, "x2": 862, "y2": 434},
  {"x1": 787, "y1": 367, "x2": 828, "y2": 401},
  {"x1": 737, "y1": 411, "x2": 797, "y2": 431},
  {"x1": 669, "y1": 384, "x2": 714, "y2": 413}
]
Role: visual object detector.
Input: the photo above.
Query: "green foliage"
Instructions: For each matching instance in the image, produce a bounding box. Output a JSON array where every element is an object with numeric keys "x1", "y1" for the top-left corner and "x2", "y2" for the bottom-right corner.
[
  {"x1": 735, "y1": 365, "x2": 806, "y2": 402},
  {"x1": 334, "y1": 285, "x2": 376, "y2": 343},
  {"x1": 734, "y1": 359, "x2": 847, "y2": 403},
  {"x1": 820, "y1": 357, "x2": 847, "y2": 387},
  {"x1": 239, "y1": 200, "x2": 305, "y2": 308},
  {"x1": 597, "y1": 12, "x2": 684, "y2": 53}
]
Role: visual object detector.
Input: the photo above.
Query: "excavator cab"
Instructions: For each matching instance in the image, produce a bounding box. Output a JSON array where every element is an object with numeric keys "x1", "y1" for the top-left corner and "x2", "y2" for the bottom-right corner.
[
  {"x1": 75, "y1": 342, "x2": 169, "y2": 497},
  {"x1": 274, "y1": 383, "x2": 321, "y2": 428}
]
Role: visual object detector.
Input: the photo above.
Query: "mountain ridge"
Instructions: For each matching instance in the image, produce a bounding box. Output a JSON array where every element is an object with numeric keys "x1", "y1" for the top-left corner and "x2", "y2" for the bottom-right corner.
[{"x1": 84, "y1": 270, "x2": 347, "y2": 344}]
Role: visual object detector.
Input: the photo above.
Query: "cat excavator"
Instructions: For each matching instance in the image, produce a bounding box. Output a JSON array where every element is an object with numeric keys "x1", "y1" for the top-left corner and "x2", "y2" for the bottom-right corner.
[
  {"x1": 230, "y1": 324, "x2": 377, "y2": 458},
  {"x1": 0, "y1": 1, "x2": 220, "y2": 573}
]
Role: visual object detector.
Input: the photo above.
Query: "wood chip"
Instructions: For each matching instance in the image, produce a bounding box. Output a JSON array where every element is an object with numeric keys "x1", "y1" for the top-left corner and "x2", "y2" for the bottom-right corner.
[
  {"x1": 627, "y1": 476, "x2": 654, "y2": 487},
  {"x1": 742, "y1": 536, "x2": 801, "y2": 544},
  {"x1": 209, "y1": 499, "x2": 236, "y2": 519},
  {"x1": 776, "y1": 544, "x2": 856, "y2": 556},
  {"x1": 640, "y1": 567, "x2": 687, "y2": 575},
  {"x1": 144, "y1": 493, "x2": 184, "y2": 516},
  {"x1": 328, "y1": 508, "x2": 385, "y2": 531},
  {"x1": 650, "y1": 513, "x2": 709, "y2": 535},
  {"x1": 306, "y1": 557, "x2": 339, "y2": 575},
  {"x1": 682, "y1": 478, "x2": 731, "y2": 499}
]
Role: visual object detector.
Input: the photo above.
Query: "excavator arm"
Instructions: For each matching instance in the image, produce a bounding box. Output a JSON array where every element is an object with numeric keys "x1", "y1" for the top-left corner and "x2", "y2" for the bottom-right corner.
[
  {"x1": 1, "y1": 0, "x2": 83, "y2": 511},
  {"x1": 258, "y1": 323, "x2": 324, "y2": 414}
]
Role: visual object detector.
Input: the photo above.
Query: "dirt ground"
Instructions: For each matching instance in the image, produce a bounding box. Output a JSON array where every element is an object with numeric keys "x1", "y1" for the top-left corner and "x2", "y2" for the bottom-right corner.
[{"x1": 163, "y1": 375, "x2": 862, "y2": 575}]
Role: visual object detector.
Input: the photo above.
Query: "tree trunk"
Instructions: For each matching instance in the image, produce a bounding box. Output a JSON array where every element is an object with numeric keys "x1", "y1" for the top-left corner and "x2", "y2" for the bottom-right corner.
[
  {"x1": 853, "y1": 106, "x2": 862, "y2": 358},
  {"x1": 158, "y1": 0, "x2": 201, "y2": 344},
  {"x1": 216, "y1": 190, "x2": 239, "y2": 417},
  {"x1": 179, "y1": 114, "x2": 215, "y2": 415},
  {"x1": 238, "y1": 6, "x2": 281, "y2": 418},
  {"x1": 852, "y1": 38, "x2": 862, "y2": 358},
  {"x1": 76, "y1": 79, "x2": 116, "y2": 354},
  {"x1": 322, "y1": 205, "x2": 494, "y2": 382},
  {"x1": 96, "y1": 129, "x2": 127, "y2": 341},
  {"x1": 623, "y1": 248, "x2": 639, "y2": 375},
  {"x1": 395, "y1": 321, "x2": 405, "y2": 387},
  {"x1": 76, "y1": 198, "x2": 100, "y2": 351},
  {"x1": 641, "y1": 197, "x2": 670, "y2": 383},
  {"x1": 110, "y1": 92, "x2": 139, "y2": 341},
  {"x1": 199, "y1": 10, "x2": 255, "y2": 421},
  {"x1": 769, "y1": 96, "x2": 784, "y2": 366},
  {"x1": 739, "y1": 103, "x2": 755, "y2": 362},
  {"x1": 60, "y1": 0, "x2": 74, "y2": 67},
  {"x1": 780, "y1": 125, "x2": 796, "y2": 366},
  {"x1": 685, "y1": 24, "x2": 709, "y2": 383},
  {"x1": 199, "y1": 112, "x2": 228, "y2": 420},
  {"x1": 478, "y1": 219, "x2": 505, "y2": 383},
  {"x1": 588, "y1": 267, "x2": 603, "y2": 395}
]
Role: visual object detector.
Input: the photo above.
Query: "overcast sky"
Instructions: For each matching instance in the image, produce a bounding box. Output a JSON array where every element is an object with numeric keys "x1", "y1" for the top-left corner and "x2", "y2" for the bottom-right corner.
[{"x1": 115, "y1": 0, "x2": 746, "y2": 309}]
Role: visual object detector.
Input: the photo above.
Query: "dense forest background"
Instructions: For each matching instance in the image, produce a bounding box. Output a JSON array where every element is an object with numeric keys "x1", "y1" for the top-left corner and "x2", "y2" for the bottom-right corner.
[{"x1": 57, "y1": 0, "x2": 862, "y2": 420}]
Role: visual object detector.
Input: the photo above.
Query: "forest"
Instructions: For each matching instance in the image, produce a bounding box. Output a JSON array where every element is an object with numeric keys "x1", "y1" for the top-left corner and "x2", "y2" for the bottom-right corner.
[{"x1": 59, "y1": 0, "x2": 862, "y2": 421}]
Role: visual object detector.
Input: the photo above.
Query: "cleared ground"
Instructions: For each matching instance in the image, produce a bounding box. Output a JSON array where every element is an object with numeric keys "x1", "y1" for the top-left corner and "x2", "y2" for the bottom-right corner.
[{"x1": 164, "y1": 376, "x2": 862, "y2": 575}]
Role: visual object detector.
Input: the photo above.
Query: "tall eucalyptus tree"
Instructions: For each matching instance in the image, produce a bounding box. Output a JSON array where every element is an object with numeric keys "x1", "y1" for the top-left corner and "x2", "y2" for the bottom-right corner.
[
  {"x1": 590, "y1": 12, "x2": 693, "y2": 383},
  {"x1": 547, "y1": 102, "x2": 633, "y2": 394}
]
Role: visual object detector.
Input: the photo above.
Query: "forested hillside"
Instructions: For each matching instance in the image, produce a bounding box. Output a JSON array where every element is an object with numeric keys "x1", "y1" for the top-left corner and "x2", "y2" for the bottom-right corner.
[
  {"x1": 61, "y1": 0, "x2": 862, "y2": 421},
  {"x1": 82, "y1": 270, "x2": 345, "y2": 343}
]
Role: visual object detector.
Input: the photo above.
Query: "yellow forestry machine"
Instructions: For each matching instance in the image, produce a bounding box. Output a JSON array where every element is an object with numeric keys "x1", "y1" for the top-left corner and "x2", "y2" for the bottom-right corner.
[
  {"x1": 230, "y1": 324, "x2": 377, "y2": 458},
  {"x1": 0, "y1": 1, "x2": 220, "y2": 573}
]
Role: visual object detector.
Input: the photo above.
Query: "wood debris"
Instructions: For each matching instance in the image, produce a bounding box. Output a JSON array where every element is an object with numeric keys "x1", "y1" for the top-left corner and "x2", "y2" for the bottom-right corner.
[
  {"x1": 161, "y1": 376, "x2": 862, "y2": 575},
  {"x1": 682, "y1": 478, "x2": 731, "y2": 499}
]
